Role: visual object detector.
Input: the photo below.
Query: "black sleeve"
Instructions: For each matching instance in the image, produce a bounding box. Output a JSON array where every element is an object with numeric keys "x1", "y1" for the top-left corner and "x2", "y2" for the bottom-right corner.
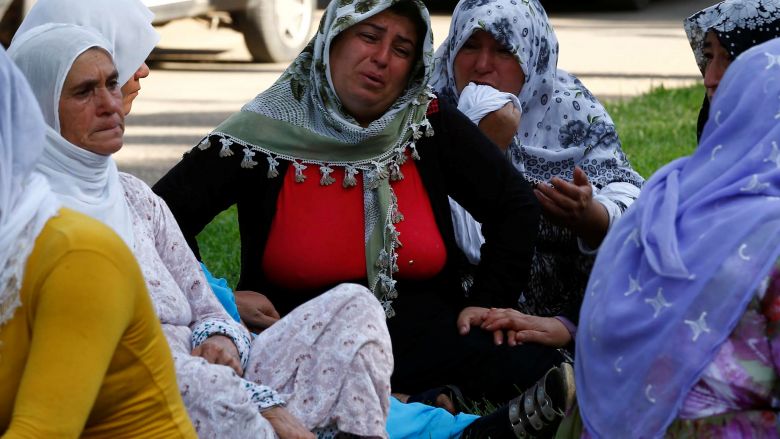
[
  {"x1": 152, "y1": 137, "x2": 249, "y2": 259},
  {"x1": 433, "y1": 99, "x2": 541, "y2": 309}
]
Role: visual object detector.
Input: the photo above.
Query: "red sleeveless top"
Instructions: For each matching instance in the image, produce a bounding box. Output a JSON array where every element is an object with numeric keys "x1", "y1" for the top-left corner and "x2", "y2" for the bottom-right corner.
[{"x1": 262, "y1": 156, "x2": 447, "y2": 291}]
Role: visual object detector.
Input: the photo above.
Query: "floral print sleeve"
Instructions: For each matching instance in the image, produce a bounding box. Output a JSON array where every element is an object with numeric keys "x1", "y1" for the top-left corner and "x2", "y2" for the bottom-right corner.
[
  {"x1": 121, "y1": 173, "x2": 286, "y2": 434},
  {"x1": 119, "y1": 173, "x2": 252, "y2": 366}
]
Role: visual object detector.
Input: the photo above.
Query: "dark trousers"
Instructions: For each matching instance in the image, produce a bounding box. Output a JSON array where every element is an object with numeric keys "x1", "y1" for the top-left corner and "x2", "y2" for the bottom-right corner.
[{"x1": 387, "y1": 289, "x2": 565, "y2": 403}]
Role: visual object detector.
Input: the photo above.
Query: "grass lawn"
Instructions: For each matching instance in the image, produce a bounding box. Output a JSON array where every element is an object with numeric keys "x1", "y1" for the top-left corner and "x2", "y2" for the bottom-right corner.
[
  {"x1": 197, "y1": 84, "x2": 704, "y2": 287},
  {"x1": 604, "y1": 85, "x2": 702, "y2": 178}
]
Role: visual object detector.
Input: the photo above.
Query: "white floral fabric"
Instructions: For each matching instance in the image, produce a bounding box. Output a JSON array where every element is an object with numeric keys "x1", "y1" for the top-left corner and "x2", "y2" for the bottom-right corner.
[
  {"x1": 120, "y1": 172, "x2": 392, "y2": 438},
  {"x1": 120, "y1": 173, "x2": 281, "y2": 435},
  {"x1": 246, "y1": 283, "x2": 394, "y2": 438}
]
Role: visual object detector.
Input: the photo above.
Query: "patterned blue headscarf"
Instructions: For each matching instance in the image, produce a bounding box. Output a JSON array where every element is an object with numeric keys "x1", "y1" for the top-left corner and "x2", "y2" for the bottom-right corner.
[
  {"x1": 576, "y1": 38, "x2": 780, "y2": 438},
  {"x1": 431, "y1": 0, "x2": 642, "y2": 189}
]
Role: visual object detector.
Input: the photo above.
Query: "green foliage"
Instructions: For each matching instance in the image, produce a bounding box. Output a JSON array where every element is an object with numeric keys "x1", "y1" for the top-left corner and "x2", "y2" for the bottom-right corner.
[
  {"x1": 197, "y1": 205, "x2": 241, "y2": 286},
  {"x1": 196, "y1": 85, "x2": 705, "y2": 285},
  {"x1": 604, "y1": 84, "x2": 702, "y2": 178}
]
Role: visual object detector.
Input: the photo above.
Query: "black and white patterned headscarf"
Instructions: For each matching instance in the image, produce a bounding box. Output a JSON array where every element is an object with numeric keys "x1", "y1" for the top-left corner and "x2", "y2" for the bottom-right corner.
[{"x1": 685, "y1": 0, "x2": 780, "y2": 140}]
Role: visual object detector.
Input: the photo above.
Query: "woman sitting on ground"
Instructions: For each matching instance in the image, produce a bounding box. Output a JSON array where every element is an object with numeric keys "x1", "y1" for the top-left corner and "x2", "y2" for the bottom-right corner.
[
  {"x1": 153, "y1": 0, "x2": 566, "y2": 404},
  {"x1": 431, "y1": 0, "x2": 644, "y2": 348},
  {"x1": 9, "y1": 23, "x2": 392, "y2": 439},
  {"x1": 0, "y1": 47, "x2": 195, "y2": 438},
  {"x1": 684, "y1": 0, "x2": 780, "y2": 141},
  {"x1": 551, "y1": 36, "x2": 780, "y2": 438}
]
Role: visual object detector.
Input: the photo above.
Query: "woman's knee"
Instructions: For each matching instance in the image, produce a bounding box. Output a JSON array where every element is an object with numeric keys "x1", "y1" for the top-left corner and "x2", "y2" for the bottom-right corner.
[{"x1": 327, "y1": 283, "x2": 386, "y2": 320}]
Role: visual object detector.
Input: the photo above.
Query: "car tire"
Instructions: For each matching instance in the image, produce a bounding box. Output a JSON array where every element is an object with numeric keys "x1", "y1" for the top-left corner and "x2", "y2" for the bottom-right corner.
[
  {"x1": 234, "y1": 0, "x2": 315, "y2": 62},
  {"x1": 597, "y1": 0, "x2": 649, "y2": 10}
]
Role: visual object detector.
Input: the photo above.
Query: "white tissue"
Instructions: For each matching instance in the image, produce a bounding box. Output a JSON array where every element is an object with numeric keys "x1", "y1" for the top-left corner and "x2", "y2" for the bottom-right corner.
[{"x1": 456, "y1": 82, "x2": 522, "y2": 124}]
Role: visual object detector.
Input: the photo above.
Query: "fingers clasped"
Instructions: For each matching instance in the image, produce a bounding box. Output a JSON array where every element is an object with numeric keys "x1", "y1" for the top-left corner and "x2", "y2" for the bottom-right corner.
[{"x1": 480, "y1": 308, "x2": 572, "y2": 348}]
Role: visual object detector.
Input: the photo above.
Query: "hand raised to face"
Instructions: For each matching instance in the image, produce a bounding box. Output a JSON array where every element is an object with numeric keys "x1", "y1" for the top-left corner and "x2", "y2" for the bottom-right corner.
[{"x1": 478, "y1": 102, "x2": 521, "y2": 152}]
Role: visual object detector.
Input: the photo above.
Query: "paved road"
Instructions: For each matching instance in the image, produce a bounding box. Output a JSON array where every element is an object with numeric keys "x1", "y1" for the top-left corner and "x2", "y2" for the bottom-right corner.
[{"x1": 119, "y1": 0, "x2": 713, "y2": 184}]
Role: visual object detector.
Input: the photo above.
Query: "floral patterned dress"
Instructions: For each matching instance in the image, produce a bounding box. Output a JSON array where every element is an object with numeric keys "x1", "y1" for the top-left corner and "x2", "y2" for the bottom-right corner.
[
  {"x1": 121, "y1": 173, "x2": 392, "y2": 438},
  {"x1": 558, "y1": 258, "x2": 780, "y2": 438},
  {"x1": 667, "y1": 257, "x2": 780, "y2": 437}
]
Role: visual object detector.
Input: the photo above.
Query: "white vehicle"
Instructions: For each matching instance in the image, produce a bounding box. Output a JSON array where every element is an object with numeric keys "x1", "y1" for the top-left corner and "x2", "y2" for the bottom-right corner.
[{"x1": 0, "y1": 0, "x2": 316, "y2": 62}]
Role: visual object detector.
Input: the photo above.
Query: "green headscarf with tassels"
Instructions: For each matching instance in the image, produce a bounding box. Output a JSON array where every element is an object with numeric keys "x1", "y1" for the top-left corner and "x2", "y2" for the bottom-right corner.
[{"x1": 198, "y1": 0, "x2": 436, "y2": 317}]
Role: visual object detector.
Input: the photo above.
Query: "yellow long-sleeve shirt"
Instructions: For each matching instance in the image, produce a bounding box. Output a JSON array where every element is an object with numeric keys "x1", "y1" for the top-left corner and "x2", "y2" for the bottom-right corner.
[{"x1": 0, "y1": 208, "x2": 196, "y2": 439}]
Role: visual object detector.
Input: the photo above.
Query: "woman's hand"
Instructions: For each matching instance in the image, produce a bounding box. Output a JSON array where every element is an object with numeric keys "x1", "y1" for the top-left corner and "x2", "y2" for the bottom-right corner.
[
  {"x1": 192, "y1": 334, "x2": 243, "y2": 375},
  {"x1": 478, "y1": 102, "x2": 521, "y2": 152},
  {"x1": 235, "y1": 290, "x2": 280, "y2": 333},
  {"x1": 457, "y1": 306, "x2": 489, "y2": 334},
  {"x1": 533, "y1": 166, "x2": 609, "y2": 248},
  {"x1": 481, "y1": 308, "x2": 572, "y2": 347},
  {"x1": 458, "y1": 306, "x2": 508, "y2": 345},
  {"x1": 262, "y1": 407, "x2": 315, "y2": 439}
]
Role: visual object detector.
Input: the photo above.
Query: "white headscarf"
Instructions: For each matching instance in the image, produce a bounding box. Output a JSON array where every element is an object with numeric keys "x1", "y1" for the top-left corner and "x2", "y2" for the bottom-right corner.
[
  {"x1": 12, "y1": 0, "x2": 159, "y2": 85},
  {"x1": 431, "y1": 0, "x2": 643, "y2": 189},
  {"x1": 0, "y1": 47, "x2": 60, "y2": 328},
  {"x1": 9, "y1": 24, "x2": 135, "y2": 248}
]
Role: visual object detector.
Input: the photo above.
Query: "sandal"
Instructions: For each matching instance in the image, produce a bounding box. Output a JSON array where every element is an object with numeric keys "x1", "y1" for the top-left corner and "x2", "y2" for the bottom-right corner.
[
  {"x1": 508, "y1": 362, "x2": 575, "y2": 438},
  {"x1": 406, "y1": 384, "x2": 466, "y2": 414},
  {"x1": 462, "y1": 362, "x2": 575, "y2": 439}
]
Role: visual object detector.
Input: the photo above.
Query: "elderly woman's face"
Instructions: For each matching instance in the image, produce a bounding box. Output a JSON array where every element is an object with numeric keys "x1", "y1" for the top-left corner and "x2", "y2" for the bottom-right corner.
[
  {"x1": 329, "y1": 10, "x2": 419, "y2": 126},
  {"x1": 453, "y1": 30, "x2": 525, "y2": 96},
  {"x1": 120, "y1": 63, "x2": 150, "y2": 115},
  {"x1": 58, "y1": 48, "x2": 125, "y2": 156},
  {"x1": 703, "y1": 31, "x2": 731, "y2": 100}
]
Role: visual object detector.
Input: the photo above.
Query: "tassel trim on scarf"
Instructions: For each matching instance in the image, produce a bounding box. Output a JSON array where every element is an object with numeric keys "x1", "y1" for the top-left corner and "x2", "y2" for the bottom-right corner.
[
  {"x1": 191, "y1": 89, "x2": 437, "y2": 317},
  {"x1": 196, "y1": 120, "x2": 435, "y2": 188}
]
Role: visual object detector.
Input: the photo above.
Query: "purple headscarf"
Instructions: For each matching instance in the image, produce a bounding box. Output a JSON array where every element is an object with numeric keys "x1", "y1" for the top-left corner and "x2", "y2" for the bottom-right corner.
[{"x1": 575, "y1": 37, "x2": 780, "y2": 438}]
